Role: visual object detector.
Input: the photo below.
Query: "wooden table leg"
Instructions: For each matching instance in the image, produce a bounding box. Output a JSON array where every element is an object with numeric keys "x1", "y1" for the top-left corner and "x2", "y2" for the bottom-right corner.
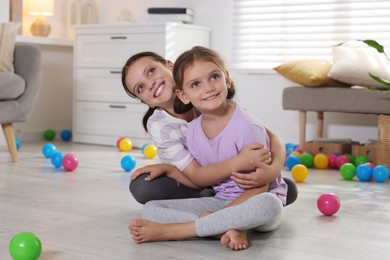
[{"x1": 299, "y1": 111, "x2": 306, "y2": 148}]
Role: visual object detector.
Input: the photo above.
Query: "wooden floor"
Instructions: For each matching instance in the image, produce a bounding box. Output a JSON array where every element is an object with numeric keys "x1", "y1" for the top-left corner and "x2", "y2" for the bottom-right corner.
[{"x1": 1, "y1": 141, "x2": 389, "y2": 260}]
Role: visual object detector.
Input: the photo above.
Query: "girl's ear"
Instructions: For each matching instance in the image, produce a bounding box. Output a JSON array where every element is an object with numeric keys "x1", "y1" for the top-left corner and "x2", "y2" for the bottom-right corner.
[
  {"x1": 175, "y1": 89, "x2": 190, "y2": 104},
  {"x1": 225, "y1": 71, "x2": 232, "y2": 88},
  {"x1": 166, "y1": 60, "x2": 174, "y2": 70}
]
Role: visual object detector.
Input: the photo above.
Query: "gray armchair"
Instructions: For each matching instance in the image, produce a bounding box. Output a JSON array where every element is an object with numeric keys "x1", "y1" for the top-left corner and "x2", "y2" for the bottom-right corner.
[{"x1": 0, "y1": 44, "x2": 42, "y2": 162}]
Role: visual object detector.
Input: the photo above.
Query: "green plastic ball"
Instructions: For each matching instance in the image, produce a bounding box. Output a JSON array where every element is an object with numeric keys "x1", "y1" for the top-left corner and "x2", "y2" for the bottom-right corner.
[
  {"x1": 354, "y1": 155, "x2": 369, "y2": 166},
  {"x1": 340, "y1": 163, "x2": 356, "y2": 180},
  {"x1": 345, "y1": 154, "x2": 355, "y2": 165},
  {"x1": 300, "y1": 153, "x2": 314, "y2": 168},
  {"x1": 9, "y1": 232, "x2": 42, "y2": 260},
  {"x1": 43, "y1": 129, "x2": 55, "y2": 141}
]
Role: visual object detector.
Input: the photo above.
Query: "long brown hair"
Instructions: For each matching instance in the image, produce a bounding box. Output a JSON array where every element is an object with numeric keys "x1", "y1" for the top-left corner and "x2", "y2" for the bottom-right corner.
[
  {"x1": 121, "y1": 52, "x2": 167, "y2": 132},
  {"x1": 172, "y1": 46, "x2": 236, "y2": 114}
]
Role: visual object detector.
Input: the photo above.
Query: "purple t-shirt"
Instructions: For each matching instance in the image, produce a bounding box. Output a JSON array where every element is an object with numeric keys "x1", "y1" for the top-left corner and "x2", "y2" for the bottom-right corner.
[{"x1": 186, "y1": 106, "x2": 287, "y2": 204}]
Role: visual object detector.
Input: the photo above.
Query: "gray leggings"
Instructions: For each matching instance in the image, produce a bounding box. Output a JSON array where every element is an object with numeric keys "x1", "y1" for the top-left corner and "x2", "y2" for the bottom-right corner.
[{"x1": 143, "y1": 192, "x2": 283, "y2": 237}]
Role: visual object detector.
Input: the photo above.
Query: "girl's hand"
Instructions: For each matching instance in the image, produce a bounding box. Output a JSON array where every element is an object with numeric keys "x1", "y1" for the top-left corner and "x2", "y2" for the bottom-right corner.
[
  {"x1": 130, "y1": 164, "x2": 171, "y2": 181},
  {"x1": 231, "y1": 160, "x2": 272, "y2": 189},
  {"x1": 235, "y1": 144, "x2": 272, "y2": 172}
]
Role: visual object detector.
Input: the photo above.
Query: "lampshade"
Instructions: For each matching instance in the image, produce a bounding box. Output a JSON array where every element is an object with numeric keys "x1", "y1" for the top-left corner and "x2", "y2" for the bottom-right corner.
[
  {"x1": 29, "y1": 0, "x2": 55, "y2": 37},
  {"x1": 29, "y1": 0, "x2": 54, "y2": 16}
]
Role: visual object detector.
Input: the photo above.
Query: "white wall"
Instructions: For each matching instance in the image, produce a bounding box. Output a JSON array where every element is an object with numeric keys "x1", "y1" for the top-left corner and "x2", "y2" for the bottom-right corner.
[
  {"x1": 0, "y1": 1, "x2": 9, "y2": 22},
  {"x1": 7, "y1": 0, "x2": 377, "y2": 147}
]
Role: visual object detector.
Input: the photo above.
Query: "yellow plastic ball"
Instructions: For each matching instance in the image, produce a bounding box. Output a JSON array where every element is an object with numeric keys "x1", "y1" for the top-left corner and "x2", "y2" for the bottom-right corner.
[
  {"x1": 314, "y1": 153, "x2": 329, "y2": 169},
  {"x1": 119, "y1": 138, "x2": 133, "y2": 152},
  {"x1": 290, "y1": 151, "x2": 302, "y2": 158},
  {"x1": 291, "y1": 164, "x2": 309, "y2": 182},
  {"x1": 144, "y1": 145, "x2": 158, "y2": 159}
]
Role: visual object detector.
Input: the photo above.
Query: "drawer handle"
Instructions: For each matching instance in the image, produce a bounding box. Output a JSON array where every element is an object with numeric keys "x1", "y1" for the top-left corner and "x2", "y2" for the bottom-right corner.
[
  {"x1": 110, "y1": 70, "x2": 122, "y2": 74},
  {"x1": 109, "y1": 105, "x2": 126, "y2": 109},
  {"x1": 110, "y1": 36, "x2": 127, "y2": 40}
]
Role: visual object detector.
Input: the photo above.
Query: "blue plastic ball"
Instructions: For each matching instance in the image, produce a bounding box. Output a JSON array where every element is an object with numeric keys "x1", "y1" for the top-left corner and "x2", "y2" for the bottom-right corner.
[
  {"x1": 285, "y1": 143, "x2": 297, "y2": 154},
  {"x1": 60, "y1": 129, "x2": 72, "y2": 142},
  {"x1": 15, "y1": 138, "x2": 22, "y2": 150},
  {"x1": 51, "y1": 152, "x2": 64, "y2": 168},
  {"x1": 285, "y1": 155, "x2": 301, "y2": 170},
  {"x1": 141, "y1": 143, "x2": 150, "y2": 154},
  {"x1": 372, "y1": 165, "x2": 389, "y2": 183},
  {"x1": 121, "y1": 155, "x2": 136, "y2": 172},
  {"x1": 356, "y1": 164, "x2": 373, "y2": 182},
  {"x1": 42, "y1": 143, "x2": 57, "y2": 158}
]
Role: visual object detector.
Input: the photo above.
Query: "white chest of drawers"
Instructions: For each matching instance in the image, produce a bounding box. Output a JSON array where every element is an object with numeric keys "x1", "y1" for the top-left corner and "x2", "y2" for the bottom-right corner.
[{"x1": 73, "y1": 23, "x2": 210, "y2": 147}]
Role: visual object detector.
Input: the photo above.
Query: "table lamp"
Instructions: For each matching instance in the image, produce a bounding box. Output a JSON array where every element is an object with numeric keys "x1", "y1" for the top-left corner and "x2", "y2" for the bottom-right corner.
[{"x1": 29, "y1": 0, "x2": 54, "y2": 37}]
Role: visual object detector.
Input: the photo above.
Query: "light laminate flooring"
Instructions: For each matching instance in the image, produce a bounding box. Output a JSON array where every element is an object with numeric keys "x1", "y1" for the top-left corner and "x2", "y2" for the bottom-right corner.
[{"x1": 0, "y1": 141, "x2": 389, "y2": 260}]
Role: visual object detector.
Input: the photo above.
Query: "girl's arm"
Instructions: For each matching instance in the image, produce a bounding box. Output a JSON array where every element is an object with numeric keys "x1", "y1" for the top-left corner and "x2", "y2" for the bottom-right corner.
[
  {"x1": 231, "y1": 126, "x2": 286, "y2": 189},
  {"x1": 182, "y1": 126, "x2": 284, "y2": 188},
  {"x1": 181, "y1": 143, "x2": 271, "y2": 187},
  {"x1": 131, "y1": 144, "x2": 270, "y2": 189},
  {"x1": 131, "y1": 163, "x2": 201, "y2": 190}
]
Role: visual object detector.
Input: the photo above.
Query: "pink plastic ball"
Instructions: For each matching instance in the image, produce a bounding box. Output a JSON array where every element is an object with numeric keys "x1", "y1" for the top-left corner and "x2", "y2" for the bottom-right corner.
[
  {"x1": 317, "y1": 193, "x2": 340, "y2": 216},
  {"x1": 336, "y1": 155, "x2": 350, "y2": 169},
  {"x1": 327, "y1": 154, "x2": 338, "y2": 169},
  {"x1": 62, "y1": 153, "x2": 79, "y2": 171},
  {"x1": 365, "y1": 162, "x2": 376, "y2": 170}
]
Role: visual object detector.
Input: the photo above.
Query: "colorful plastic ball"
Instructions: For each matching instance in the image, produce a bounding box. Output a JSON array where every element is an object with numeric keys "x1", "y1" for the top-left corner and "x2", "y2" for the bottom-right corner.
[
  {"x1": 314, "y1": 153, "x2": 329, "y2": 169},
  {"x1": 43, "y1": 129, "x2": 55, "y2": 141},
  {"x1": 60, "y1": 129, "x2": 72, "y2": 142},
  {"x1": 317, "y1": 193, "x2": 340, "y2": 216},
  {"x1": 365, "y1": 162, "x2": 376, "y2": 170},
  {"x1": 285, "y1": 155, "x2": 301, "y2": 170},
  {"x1": 62, "y1": 153, "x2": 79, "y2": 171},
  {"x1": 51, "y1": 152, "x2": 64, "y2": 169},
  {"x1": 119, "y1": 138, "x2": 133, "y2": 152},
  {"x1": 143, "y1": 144, "x2": 158, "y2": 159},
  {"x1": 340, "y1": 163, "x2": 356, "y2": 180},
  {"x1": 327, "y1": 154, "x2": 338, "y2": 169},
  {"x1": 300, "y1": 153, "x2": 314, "y2": 168},
  {"x1": 121, "y1": 155, "x2": 136, "y2": 172},
  {"x1": 355, "y1": 164, "x2": 373, "y2": 182},
  {"x1": 291, "y1": 164, "x2": 309, "y2": 182},
  {"x1": 15, "y1": 138, "x2": 22, "y2": 150},
  {"x1": 116, "y1": 137, "x2": 125, "y2": 149},
  {"x1": 141, "y1": 143, "x2": 150, "y2": 154},
  {"x1": 9, "y1": 232, "x2": 42, "y2": 260},
  {"x1": 354, "y1": 155, "x2": 370, "y2": 167},
  {"x1": 290, "y1": 151, "x2": 302, "y2": 158},
  {"x1": 345, "y1": 154, "x2": 355, "y2": 165},
  {"x1": 42, "y1": 143, "x2": 57, "y2": 158},
  {"x1": 372, "y1": 165, "x2": 390, "y2": 183},
  {"x1": 336, "y1": 155, "x2": 350, "y2": 169},
  {"x1": 285, "y1": 143, "x2": 297, "y2": 154}
]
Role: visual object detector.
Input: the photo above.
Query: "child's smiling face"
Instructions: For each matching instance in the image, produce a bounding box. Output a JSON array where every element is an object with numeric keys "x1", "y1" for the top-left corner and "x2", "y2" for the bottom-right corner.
[
  {"x1": 176, "y1": 60, "x2": 231, "y2": 113},
  {"x1": 125, "y1": 56, "x2": 176, "y2": 109}
]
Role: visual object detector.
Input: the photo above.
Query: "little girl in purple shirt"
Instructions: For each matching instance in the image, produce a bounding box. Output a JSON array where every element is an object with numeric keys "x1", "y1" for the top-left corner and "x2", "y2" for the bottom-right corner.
[{"x1": 129, "y1": 46, "x2": 287, "y2": 251}]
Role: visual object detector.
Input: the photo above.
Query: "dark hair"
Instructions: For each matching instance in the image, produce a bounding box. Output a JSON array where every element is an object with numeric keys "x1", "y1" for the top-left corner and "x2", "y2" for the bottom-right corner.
[
  {"x1": 121, "y1": 52, "x2": 166, "y2": 131},
  {"x1": 172, "y1": 46, "x2": 235, "y2": 113}
]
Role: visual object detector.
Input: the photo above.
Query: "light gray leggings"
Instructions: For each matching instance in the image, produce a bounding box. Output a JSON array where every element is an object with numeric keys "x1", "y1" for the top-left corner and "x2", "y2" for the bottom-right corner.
[{"x1": 142, "y1": 192, "x2": 283, "y2": 237}]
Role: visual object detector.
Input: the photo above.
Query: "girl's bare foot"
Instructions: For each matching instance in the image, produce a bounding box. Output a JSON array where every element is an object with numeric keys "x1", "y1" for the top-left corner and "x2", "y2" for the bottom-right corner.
[
  {"x1": 220, "y1": 229, "x2": 249, "y2": 250},
  {"x1": 128, "y1": 219, "x2": 196, "y2": 243}
]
